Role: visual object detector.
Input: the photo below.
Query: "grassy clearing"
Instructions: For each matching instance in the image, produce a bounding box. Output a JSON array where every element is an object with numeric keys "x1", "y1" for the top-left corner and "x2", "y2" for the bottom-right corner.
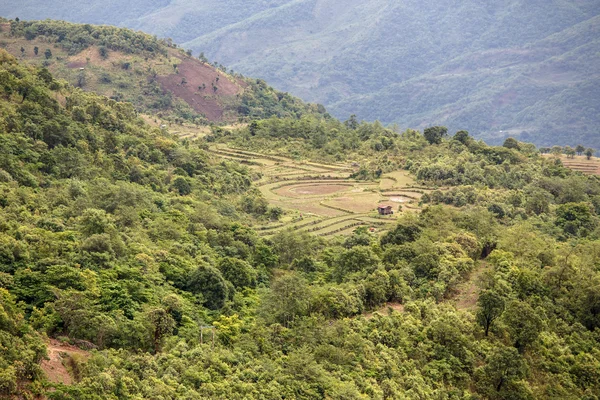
[
  {"x1": 450, "y1": 262, "x2": 492, "y2": 311},
  {"x1": 380, "y1": 170, "x2": 415, "y2": 189}
]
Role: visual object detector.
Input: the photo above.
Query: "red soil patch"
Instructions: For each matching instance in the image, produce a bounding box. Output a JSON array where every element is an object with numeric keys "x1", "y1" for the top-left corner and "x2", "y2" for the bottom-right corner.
[
  {"x1": 157, "y1": 55, "x2": 245, "y2": 121},
  {"x1": 41, "y1": 339, "x2": 90, "y2": 385}
]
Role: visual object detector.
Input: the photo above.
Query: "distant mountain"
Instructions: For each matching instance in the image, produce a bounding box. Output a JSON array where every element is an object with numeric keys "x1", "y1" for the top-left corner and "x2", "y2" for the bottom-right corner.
[
  {"x1": 2, "y1": 1, "x2": 599, "y2": 147},
  {"x1": 0, "y1": 18, "x2": 323, "y2": 123}
]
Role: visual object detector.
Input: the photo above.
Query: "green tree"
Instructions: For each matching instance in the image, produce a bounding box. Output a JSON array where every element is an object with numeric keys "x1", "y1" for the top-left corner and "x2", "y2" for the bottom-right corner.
[
  {"x1": 172, "y1": 176, "x2": 191, "y2": 195},
  {"x1": 218, "y1": 257, "x2": 256, "y2": 288},
  {"x1": 475, "y1": 346, "x2": 529, "y2": 398},
  {"x1": 267, "y1": 206, "x2": 283, "y2": 221},
  {"x1": 146, "y1": 308, "x2": 175, "y2": 353},
  {"x1": 453, "y1": 130, "x2": 471, "y2": 145},
  {"x1": 344, "y1": 114, "x2": 359, "y2": 130},
  {"x1": 576, "y1": 144, "x2": 585, "y2": 156},
  {"x1": 476, "y1": 289, "x2": 505, "y2": 336},
  {"x1": 44, "y1": 48, "x2": 52, "y2": 59},
  {"x1": 260, "y1": 273, "x2": 312, "y2": 326},
  {"x1": 335, "y1": 246, "x2": 380, "y2": 280},
  {"x1": 555, "y1": 202, "x2": 596, "y2": 237},
  {"x1": 564, "y1": 146, "x2": 576, "y2": 159},
  {"x1": 33, "y1": 46, "x2": 38, "y2": 56},
  {"x1": 76, "y1": 71, "x2": 86, "y2": 88},
  {"x1": 423, "y1": 126, "x2": 448, "y2": 145},
  {"x1": 380, "y1": 222, "x2": 421, "y2": 246},
  {"x1": 551, "y1": 145, "x2": 563, "y2": 156},
  {"x1": 502, "y1": 300, "x2": 543, "y2": 353},
  {"x1": 187, "y1": 264, "x2": 229, "y2": 310},
  {"x1": 502, "y1": 137, "x2": 520, "y2": 150},
  {"x1": 79, "y1": 209, "x2": 111, "y2": 236},
  {"x1": 97, "y1": 46, "x2": 108, "y2": 59},
  {"x1": 585, "y1": 148, "x2": 595, "y2": 160},
  {"x1": 525, "y1": 189, "x2": 550, "y2": 216}
]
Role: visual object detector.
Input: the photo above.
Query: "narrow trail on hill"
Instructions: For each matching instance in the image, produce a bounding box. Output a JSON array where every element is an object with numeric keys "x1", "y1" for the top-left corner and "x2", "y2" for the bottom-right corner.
[
  {"x1": 40, "y1": 339, "x2": 91, "y2": 385},
  {"x1": 451, "y1": 261, "x2": 491, "y2": 311}
]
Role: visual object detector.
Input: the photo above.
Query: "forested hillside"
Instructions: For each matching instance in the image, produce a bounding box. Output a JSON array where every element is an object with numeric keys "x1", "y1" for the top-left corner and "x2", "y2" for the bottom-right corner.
[
  {"x1": 2, "y1": 1, "x2": 599, "y2": 147},
  {"x1": 1, "y1": 49, "x2": 600, "y2": 399},
  {"x1": 0, "y1": 18, "x2": 324, "y2": 124}
]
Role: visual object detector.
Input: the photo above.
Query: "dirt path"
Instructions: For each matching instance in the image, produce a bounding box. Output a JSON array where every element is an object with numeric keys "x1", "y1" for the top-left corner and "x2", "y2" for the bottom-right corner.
[
  {"x1": 451, "y1": 262, "x2": 491, "y2": 311},
  {"x1": 40, "y1": 339, "x2": 90, "y2": 385}
]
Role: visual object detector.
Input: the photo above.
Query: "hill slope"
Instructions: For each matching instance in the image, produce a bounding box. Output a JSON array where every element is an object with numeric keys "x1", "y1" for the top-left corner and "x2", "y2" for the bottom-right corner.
[
  {"x1": 2, "y1": 1, "x2": 599, "y2": 146},
  {"x1": 0, "y1": 19, "x2": 325, "y2": 123},
  {"x1": 2, "y1": 48, "x2": 600, "y2": 399}
]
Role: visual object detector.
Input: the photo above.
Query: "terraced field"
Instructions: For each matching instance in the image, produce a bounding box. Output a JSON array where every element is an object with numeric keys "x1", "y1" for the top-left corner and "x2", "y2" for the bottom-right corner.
[
  {"x1": 543, "y1": 155, "x2": 600, "y2": 175},
  {"x1": 206, "y1": 145, "x2": 430, "y2": 236}
]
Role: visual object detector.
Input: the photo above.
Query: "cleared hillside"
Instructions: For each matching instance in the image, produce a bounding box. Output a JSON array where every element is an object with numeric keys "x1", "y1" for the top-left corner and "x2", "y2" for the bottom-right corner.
[{"x1": 0, "y1": 19, "x2": 325, "y2": 123}]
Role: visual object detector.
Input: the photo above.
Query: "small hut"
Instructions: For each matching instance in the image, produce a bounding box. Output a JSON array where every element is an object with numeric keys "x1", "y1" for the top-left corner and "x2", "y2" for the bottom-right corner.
[{"x1": 377, "y1": 205, "x2": 394, "y2": 215}]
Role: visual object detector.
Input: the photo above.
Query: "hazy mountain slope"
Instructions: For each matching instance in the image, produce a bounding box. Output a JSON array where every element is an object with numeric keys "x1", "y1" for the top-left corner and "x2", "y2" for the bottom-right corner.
[
  {"x1": 3, "y1": 0, "x2": 600, "y2": 146},
  {"x1": 183, "y1": 0, "x2": 600, "y2": 145},
  {"x1": 337, "y1": 15, "x2": 600, "y2": 146},
  {"x1": 0, "y1": 0, "x2": 294, "y2": 43}
]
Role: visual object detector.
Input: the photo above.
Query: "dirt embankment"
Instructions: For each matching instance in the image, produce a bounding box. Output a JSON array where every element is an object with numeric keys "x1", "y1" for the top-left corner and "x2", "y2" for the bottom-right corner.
[{"x1": 40, "y1": 339, "x2": 91, "y2": 385}]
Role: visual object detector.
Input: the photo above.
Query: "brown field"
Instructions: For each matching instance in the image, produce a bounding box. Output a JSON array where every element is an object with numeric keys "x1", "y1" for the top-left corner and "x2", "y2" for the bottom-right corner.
[
  {"x1": 276, "y1": 184, "x2": 352, "y2": 197},
  {"x1": 322, "y1": 193, "x2": 384, "y2": 214}
]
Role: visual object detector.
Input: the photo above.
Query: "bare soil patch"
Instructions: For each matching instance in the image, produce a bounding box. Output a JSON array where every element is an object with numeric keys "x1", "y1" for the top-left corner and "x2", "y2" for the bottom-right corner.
[
  {"x1": 41, "y1": 339, "x2": 91, "y2": 385},
  {"x1": 157, "y1": 55, "x2": 244, "y2": 121},
  {"x1": 389, "y1": 196, "x2": 411, "y2": 203},
  {"x1": 323, "y1": 193, "x2": 382, "y2": 213}
]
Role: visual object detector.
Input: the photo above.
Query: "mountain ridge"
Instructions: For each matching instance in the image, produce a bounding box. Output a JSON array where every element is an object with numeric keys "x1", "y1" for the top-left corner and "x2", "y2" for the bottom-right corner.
[
  {"x1": 2, "y1": 1, "x2": 599, "y2": 146},
  {"x1": 0, "y1": 18, "x2": 326, "y2": 123}
]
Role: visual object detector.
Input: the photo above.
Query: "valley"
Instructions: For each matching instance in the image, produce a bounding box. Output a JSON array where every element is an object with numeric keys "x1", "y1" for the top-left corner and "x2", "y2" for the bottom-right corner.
[{"x1": 0, "y1": 16, "x2": 599, "y2": 400}]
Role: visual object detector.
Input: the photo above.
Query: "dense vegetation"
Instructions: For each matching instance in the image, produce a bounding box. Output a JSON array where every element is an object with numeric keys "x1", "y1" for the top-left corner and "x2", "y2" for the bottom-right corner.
[
  {"x1": 3, "y1": 0, "x2": 599, "y2": 147},
  {"x1": 8, "y1": 19, "x2": 167, "y2": 56},
  {"x1": 0, "y1": 18, "x2": 325, "y2": 125},
  {"x1": 1, "y1": 50, "x2": 600, "y2": 399}
]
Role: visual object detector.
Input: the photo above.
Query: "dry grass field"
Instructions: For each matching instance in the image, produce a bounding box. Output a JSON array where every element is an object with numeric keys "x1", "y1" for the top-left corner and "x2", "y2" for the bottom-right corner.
[{"x1": 543, "y1": 154, "x2": 600, "y2": 175}]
